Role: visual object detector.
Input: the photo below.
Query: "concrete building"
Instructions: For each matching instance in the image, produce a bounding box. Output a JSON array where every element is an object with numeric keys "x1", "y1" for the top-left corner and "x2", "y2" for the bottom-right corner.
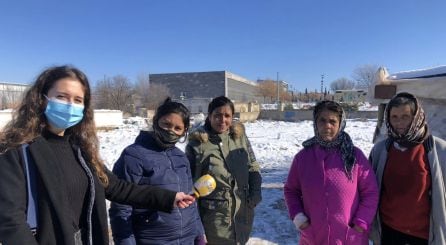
[
  {"x1": 333, "y1": 89, "x2": 367, "y2": 103},
  {"x1": 149, "y1": 71, "x2": 260, "y2": 103},
  {"x1": 0, "y1": 82, "x2": 30, "y2": 109}
]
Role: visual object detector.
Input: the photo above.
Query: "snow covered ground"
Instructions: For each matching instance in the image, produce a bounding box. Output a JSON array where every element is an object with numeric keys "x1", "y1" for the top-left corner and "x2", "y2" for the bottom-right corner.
[{"x1": 98, "y1": 119, "x2": 377, "y2": 245}]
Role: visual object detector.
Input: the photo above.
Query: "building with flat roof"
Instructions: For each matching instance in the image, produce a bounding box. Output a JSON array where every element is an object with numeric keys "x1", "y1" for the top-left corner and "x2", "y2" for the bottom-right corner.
[
  {"x1": 149, "y1": 71, "x2": 260, "y2": 103},
  {"x1": 333, "y1": 89, "x2": 367, "y2": 103},
  {"x1": 0, "y1": 81, "x2": 30, "y2": 109}
]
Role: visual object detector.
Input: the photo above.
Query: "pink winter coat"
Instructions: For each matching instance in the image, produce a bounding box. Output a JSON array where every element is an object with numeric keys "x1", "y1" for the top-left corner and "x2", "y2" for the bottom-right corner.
[{"x1": 284, "y1": 145, "x2": 378, "y2": 245}]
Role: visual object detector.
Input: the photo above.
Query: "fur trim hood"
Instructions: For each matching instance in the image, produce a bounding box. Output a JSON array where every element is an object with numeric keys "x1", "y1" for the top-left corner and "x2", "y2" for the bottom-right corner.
[{"x1": 189, "y1": 121, "x2": 245, "y2": 143}]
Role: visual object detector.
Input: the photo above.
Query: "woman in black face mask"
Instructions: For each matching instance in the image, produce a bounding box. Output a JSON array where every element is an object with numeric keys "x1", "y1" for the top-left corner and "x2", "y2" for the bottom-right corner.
[{"x1": 109, "y1": 97, "x2": 206, "y2": 245}]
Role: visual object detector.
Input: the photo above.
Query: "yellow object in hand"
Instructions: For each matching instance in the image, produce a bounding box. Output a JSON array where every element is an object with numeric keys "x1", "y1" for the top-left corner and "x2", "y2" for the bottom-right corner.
[{"x1": 192, "y1": 174, "x2": 217, "y2": 198}]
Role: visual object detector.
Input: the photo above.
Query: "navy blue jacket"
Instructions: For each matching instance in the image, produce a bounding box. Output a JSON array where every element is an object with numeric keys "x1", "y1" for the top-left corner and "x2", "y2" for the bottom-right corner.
[{"x1": 109, "y1": 131, "x2": 204, "y2": 245}]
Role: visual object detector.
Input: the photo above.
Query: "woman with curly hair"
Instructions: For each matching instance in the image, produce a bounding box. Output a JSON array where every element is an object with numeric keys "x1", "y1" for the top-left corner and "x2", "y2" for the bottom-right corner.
[{"x1": 0, "y1": 65, "x2": 194, "y2": 245}]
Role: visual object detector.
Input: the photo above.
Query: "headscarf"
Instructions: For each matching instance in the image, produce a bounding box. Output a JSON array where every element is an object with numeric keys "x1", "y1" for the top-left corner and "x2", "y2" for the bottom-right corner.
[
  {"x1": 302, "y1": 101, "x2": 356, "y2": 180},
  {"x1": 385, "y1": 92, "x2": 429, "y2": 147}
]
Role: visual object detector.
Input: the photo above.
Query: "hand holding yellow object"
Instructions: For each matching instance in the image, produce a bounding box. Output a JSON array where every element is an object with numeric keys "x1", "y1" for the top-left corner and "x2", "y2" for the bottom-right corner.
[{"x1": 192, "y1": 174, "x2": 217, "y2": 198}]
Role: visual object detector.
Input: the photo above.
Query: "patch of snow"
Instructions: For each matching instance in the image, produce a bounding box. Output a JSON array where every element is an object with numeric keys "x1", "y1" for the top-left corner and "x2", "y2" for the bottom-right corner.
[
  {"x1": 388, "y1": 65, "x2": 446, "y2": 80},
  {"x1": 98, "y1": 119, "x2": 377, "y2": 244}
]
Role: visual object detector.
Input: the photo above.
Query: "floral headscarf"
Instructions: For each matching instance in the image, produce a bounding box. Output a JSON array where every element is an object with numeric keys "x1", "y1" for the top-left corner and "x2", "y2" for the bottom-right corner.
[
  {"x1": 385, "y1": 92, "x2": 429, "y2": 147},
  {"x1": 303, "y1": 101, "x2": 356, "y2": 180}
]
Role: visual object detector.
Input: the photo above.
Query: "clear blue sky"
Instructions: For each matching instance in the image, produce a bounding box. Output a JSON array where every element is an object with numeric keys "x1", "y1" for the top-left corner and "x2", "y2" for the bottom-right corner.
[{"x1": 1, "y1": 0, "x2": 445, "y2": 92}]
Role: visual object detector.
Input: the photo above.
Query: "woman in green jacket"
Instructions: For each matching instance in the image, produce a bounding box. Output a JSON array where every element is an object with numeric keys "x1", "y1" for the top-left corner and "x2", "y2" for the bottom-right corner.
[{"x1": 186, "y1": 96, "x2": 262, "y2": 245}]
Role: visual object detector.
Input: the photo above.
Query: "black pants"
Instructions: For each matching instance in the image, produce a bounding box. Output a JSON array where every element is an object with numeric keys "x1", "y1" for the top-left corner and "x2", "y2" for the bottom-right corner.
[{"x1": 381, "y1": 222, "x2": 428, "y2": 245}]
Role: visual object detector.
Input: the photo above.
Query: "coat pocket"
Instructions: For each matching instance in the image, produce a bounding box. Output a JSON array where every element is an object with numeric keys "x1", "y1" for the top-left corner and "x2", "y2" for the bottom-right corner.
[
  {"x1": 132, "y1": 212, "x2": 162, "y2": 227},
  {"x1": 199, "y1": 198, "x2": 228, "y2": 211},
  {"x1": 345, "y1": 227, "x2": 365, "y2": 245},
  {"x1": 199, "y1": 198, "x2": 231, "y2": 227},
  {"x1": 299, "y1": 224, "x2": 314, "y2": 244}
]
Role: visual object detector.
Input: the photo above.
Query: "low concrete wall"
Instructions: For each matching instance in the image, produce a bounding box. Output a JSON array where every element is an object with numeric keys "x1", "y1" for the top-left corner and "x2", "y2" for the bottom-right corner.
[
  {"x1": 93, "y1": 110, "x2": 123, "y2": 128},
  {"x1": 234, "y1": 112, "x2": 260, "y2": 123},
  {"x1": 234, "y1": 102, "x2": 260, "y2": 113},
  {"x1": 0, "y1": 110, "x2": 12, "y2": 129},
  {"x1": 0, "y1": 110, "x2": 123, "y2": 130},
  {"x1": 259, "y1": 110, "x2": 378, "y2": 121}
]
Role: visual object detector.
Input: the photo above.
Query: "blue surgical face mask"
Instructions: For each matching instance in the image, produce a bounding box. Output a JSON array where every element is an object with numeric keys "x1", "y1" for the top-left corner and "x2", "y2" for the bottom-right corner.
[{"x1": 44, "y1": 96, "x2": 85, "y2": 130}]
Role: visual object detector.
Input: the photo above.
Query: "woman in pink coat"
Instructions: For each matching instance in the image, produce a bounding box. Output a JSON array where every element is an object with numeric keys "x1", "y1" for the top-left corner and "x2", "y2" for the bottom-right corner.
[{"x1": 284, "y1": 100, "x2": 379, "y2": 245}]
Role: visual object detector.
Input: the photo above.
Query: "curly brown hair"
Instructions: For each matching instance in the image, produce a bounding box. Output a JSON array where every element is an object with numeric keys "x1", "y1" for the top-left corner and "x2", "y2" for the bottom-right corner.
[{"x1": 0, "y1": 65, "x2": 109, "y2": 186}]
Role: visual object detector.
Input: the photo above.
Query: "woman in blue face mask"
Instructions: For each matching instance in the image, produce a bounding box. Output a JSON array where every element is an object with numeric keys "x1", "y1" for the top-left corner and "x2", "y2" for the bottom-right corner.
[
  {"x1": 0, "y1": 65, "x2": 195, "y2": 245},
  {"x1": 109, "y1": 98, "x2": 206, "y2": 245}
]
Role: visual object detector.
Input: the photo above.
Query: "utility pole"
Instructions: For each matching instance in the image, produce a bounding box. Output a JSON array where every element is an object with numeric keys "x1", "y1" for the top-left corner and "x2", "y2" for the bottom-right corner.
[
  {"x1": 321, "y1": 74, "x2": 324, "y2": 94},
  {"x1": 276, "y1": 72, "x2": 280, "y2": 104}
]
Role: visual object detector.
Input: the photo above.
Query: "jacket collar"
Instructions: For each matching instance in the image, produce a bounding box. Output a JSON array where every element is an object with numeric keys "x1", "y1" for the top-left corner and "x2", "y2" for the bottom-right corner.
[
  {"x1": 189, "y1": 121, "x2": 245, "y2": 143},
  {"x1": 135, "y1": 130, "x2": 169, "y2": 151},
  {"x1": 385, "y1": 134, "x2": 433, "y2": 152}
]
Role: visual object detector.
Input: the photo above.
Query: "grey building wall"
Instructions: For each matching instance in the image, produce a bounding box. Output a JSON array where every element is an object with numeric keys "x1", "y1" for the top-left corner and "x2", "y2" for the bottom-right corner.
[
  {"x1": 260, "y1": 110, "x2": 377, "y2": 121},
  {"x1": 149, "y1": 71, "x2": 260, "y2": 102},
  {"x1": 0, "y1": 82, "x2": 30, "y2": 109},
  {"x1": 174, "y1": 98, "x2": 212, "y2": 114},
  {"x1": 226, "y1": 78, "x2": 259, "y2": 102},
  {"x1": 149, "y1": 71, "x2": 226, "y2": 100}
]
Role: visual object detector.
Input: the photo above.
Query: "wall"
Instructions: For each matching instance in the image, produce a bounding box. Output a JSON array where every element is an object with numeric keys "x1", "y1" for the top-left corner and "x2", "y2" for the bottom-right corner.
[
  {"x1": 0, "y1": 110, "x2": 123, "y2": 130},
  {"x1": 233, "y1": 102, "x2": 261, "y2": 122},
  {"x1": 149, "y1": 71, "x2": 260, "y2": 103},
  {"x1": 0, "y1": 83, "x2": 30, "y2": 109},
  {"x1": 149, "y1": 71, "x2": 226, "y2": 100},
  {"x1": 259, "y1": 110, "x2": 377, "y2": 121},
  {"x1": 0, "y1": 110, "x2": 12, "y2": 129},
  {"x1": 176, "y1": 98, "x2": 213, "y2": 114},
  {"x1": 423, "y1": 99, "x2": 446, "y2": 140},
  {"x1": 226, "y1": 77, "x2": 260, "y2": 102},
  {"x1": 234, "y1": 112, "x2": 260, "y2": 123},
  {"x1": 93, "y1": 110, "x2": 123, "y2": 128}
]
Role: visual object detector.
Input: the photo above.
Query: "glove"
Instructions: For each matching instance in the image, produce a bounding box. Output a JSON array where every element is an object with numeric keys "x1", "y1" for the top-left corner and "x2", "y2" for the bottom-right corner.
[{"x1": 293, "y1": 213, "x2": 309, "y2": 231}]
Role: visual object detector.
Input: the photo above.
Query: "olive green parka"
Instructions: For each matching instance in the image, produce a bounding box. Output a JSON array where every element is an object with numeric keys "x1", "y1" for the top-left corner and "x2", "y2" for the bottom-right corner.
[{"x1": 186, "y1": 122, "x2": 262, "y2": 245}]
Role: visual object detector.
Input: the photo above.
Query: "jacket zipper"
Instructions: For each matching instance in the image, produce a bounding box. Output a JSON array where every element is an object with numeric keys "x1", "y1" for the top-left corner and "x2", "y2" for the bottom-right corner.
[{"x1": 165, "y1": 151, "x2": 183, "y2": 241}]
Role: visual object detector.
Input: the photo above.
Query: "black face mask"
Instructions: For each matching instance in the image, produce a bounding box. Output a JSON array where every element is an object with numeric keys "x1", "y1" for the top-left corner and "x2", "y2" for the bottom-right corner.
[{"x1": 153, "y1": 123, "x2": 183, "y2": 149}]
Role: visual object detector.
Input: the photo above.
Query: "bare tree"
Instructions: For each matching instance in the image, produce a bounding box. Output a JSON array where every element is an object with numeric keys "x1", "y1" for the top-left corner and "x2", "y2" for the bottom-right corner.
[
  {"x1": 147, "y1": 83, "x2": 171, "y2": 109},
  {"x1": 135, "y1": 73, "x2": 151, "y2": 108},
  {"x1": 352, "y1": 64, "x2": 379, "y2": 89},
  {"x1": 256, "y1": 80, "x2": 277, "y2": 103},
  {"x1": 256, "y1": 79, "x2": 291, "y2": 103},
  {"x1": 94, "y1": 75, "x2": 134, "y2": 113},
  {"x1": 135, "y1": 73, "x2": 171, "y2": 110},
  {"x1": 135, "y1": 73, "x2": 171, "y2": 109},
  {"x1": 330, "y1": 77, "x2": 356, "y2": 91}
]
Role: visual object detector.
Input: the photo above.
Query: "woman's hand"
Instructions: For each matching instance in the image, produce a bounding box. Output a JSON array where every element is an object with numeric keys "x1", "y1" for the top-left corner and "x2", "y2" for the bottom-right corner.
[
  {"x1": 299, "y1": 221, "x2": 310, "y2": 230},
  {"x1": 353, "y1": 224, "x2": 364, "y2": 233},
  {"x1": 174, "y1": 192, "x2": 195, "y2": 208},
  {"x1": 293, "y1": 212, "x2": 309, "y2": 231}
]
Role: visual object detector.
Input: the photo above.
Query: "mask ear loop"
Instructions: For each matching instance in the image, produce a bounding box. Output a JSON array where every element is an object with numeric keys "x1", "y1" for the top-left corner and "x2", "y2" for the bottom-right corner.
[{"x1": 179, "y1": 131, "x2": 188, "y2": 143}]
